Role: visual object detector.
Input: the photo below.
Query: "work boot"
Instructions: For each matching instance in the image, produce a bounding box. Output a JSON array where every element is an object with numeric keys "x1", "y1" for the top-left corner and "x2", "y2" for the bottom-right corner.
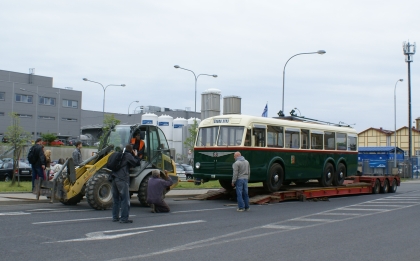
[
  {"x1": 150, "y1": 204, "x2": 156, "y2": 213},
  {"x1": 120, "y1": 220, "x2": 133, "y2": 223}
]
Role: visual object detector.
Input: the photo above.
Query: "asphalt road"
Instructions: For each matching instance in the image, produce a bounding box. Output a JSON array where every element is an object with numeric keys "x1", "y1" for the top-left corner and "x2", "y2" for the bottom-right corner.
[{"x1": 1, "y1": 183, "x2": 420, "y2": 261}]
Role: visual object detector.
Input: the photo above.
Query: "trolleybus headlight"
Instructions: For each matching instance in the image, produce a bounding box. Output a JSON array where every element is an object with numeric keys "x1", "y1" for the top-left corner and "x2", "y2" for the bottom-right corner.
[{"x1": 195, "y1": 162, "x2": 200, "y2": 169}]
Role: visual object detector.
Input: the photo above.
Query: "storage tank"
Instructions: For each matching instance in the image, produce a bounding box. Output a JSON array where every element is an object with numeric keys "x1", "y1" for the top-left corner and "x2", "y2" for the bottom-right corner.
[
  {"x1": 201, "y1": 88, "x2": 221, "y2": 120},
  {"x1": 173, "y1": 117, "x2": 187, "y2": 142},
  {"x1": 158, "y1": 115, "x2": 173, "y2": 147},
  {"x1": 223, "y1": 95, "x2": 241, "y2": 115},
  {"x1": 141, "y1": 113, "x2": 158, "y2": 126}
]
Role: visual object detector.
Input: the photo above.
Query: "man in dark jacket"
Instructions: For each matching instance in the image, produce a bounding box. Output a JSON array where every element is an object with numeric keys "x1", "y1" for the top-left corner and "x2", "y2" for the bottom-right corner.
[
  {"x1": 147, "y1": 169, "x2": 173, "y2": 213},
  {"x1": 31, "y1": 138, "x2": 46, "y2": 191},
  {"x1": 111, "y1": 144, "x2": 140, "y2": 223}
]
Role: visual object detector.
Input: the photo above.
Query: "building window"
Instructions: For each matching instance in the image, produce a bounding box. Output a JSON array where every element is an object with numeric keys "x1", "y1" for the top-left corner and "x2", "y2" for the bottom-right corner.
[
  {"x1": 416, "y1": 150, "x2": 420, "y2": 156},
  {"x1": 62, "y1": 118, "x2": 77, "y2": 122},
  {"x1": 39, "y1": 116, "x2": 55, "y2": 120},
  {"x1": 39, "y1": 97, "x2": 56, "y2": 106},
  {"x1": 62, "y1": 99, "x2": 78, "y2": 108},
  {"x1": 15, "y1": 94, "x2": 33, "y2": 103},
  {"x1": 0, "y1": 92, "x2": 4, "y2": 100},
  {"x1": 17, "y1": 114, "x2": 32, "y2": 118}
]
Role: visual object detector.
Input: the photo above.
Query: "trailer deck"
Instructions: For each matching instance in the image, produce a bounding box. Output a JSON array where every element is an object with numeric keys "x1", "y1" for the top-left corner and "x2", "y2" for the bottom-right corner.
[{"x1": 189, "y1": 175, "x2": 401, "y2": 204}]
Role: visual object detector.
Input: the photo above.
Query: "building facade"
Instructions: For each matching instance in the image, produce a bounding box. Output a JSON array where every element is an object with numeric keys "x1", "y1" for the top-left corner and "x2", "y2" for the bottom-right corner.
[{"x1": 0, "y1": 69, "x2": 82, "y2": 141}]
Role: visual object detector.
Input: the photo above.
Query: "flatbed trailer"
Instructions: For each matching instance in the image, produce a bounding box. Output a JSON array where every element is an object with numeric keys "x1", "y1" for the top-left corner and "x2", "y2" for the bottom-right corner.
[{"x1": 190, "y1": 175, "x2": 401, "y2": 204}]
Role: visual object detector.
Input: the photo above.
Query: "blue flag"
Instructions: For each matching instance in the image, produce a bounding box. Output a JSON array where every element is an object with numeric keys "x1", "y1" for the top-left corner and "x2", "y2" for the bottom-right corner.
[{"x1": 261, "y1": 104, "x2": 268, "y2": 117}]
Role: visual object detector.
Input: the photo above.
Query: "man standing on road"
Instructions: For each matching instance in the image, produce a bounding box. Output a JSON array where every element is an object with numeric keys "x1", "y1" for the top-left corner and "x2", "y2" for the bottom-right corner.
[
  {"x1": 231, "y1": 151, "x2": 250, "y2": 212},
  {"x1": 30, "y1": 138, "x2": 46, "y2": 191},
  {"x1": 72, "y1": 141, "x2": 83, "y2": 166},
  {"x1": 147, "y1": 170, "x2": 173, "y2": 213},
  {"x1": 111, "y1": 144, "x2": 141, "y2": 223}
]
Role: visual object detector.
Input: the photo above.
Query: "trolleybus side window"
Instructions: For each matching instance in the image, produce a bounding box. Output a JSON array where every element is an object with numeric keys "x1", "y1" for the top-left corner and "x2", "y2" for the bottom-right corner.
[
  {"x1": 244, "y1": 129, "x2": 251, "y2": 146},
  {"x1": 267, "y1": 125, "x2": 284, "y2": 148},
  {"x1": 253, "y1": 125, "x2": 266, "y2": 147},
  {"x1": 285, "y1": 128, "x2": 300, "y2": 148},
  {"x1": 301, "y1": 129, "x2": 309, "y2": 149},
  {"x1": 217, "y1": 126, "x2": 245, "y2": 146},
  {"x1": 196, "y1": 126, "x2": 218, "y2": 147},
  {"x1": 336, "y1": 133, "x2": 347, "y2": 150},
  {"x1": 348, "y1": 135, "x2": 357, "y2": 151},
  {"x1": 324, "y1": 131, "x2": 335, "y2": 150},
  {"x1": 311, "y1": 130, "x2": 324, "y2": 150}
]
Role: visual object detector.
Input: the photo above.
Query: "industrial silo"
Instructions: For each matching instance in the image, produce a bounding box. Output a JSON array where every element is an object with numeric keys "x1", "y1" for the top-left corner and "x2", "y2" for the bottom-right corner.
[
  {"x1": 223, "y1": 95, "x2": 241, "y2": 115},
  {"x1": 173, "y1": 117, "x2": 188, "y2": 161},
  {"x1": 141, "y1": 113, "x2": 158, "y2": 126},
  {"x1": 158, "y1": 115, "x2": 173, "y2": 148},
  {"x1": 201, "y1": 88, "x2": 221, "y2": 120}
]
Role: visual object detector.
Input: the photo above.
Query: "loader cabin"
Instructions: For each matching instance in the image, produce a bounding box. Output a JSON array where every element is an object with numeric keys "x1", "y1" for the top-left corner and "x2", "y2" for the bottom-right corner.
[{"x1": 107, "y1": 124, "x2": 172, "y2": 170}]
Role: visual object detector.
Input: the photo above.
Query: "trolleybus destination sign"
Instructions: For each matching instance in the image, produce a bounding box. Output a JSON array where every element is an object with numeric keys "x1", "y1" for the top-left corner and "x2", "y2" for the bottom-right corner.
[{"x1": 214, "y1": 118, "x2": 229, "y2": 123}]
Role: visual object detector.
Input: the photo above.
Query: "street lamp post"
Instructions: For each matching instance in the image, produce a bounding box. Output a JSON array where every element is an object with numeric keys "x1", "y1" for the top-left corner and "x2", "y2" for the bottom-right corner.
[
  {"x1": 174, "y1": 65, "x2": 217, "y2": 121},
  {"x1": 294, "y1": 107, "x2": 301, "y2": 116},
  {"x1": 19, "y1": 88, "x2": 40, "y2": 140},
  {"x1": 281, "y1": 50, "x2": 326, "y2": 116},
  {"x1": 394, "y1": 79, "x2": 404, "y2": 167},
  {"x1": 402, "y1": 41, "x2": 416, "y2": 178},
  {"x1": 128, "y1": 100, "x2": 139, "y2": 115},
  {"x1": 82, "y1": 78, "x2": 125, "y2": 121}
]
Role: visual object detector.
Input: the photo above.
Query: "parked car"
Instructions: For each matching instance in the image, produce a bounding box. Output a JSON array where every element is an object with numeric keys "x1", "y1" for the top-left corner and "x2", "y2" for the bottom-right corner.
[
  {"x1": 2, "y1": 137, "x2": 8, "y2": 143},
  {"x1": 66, "y1": 138, "x2": 77, "y2": 146},
  {"x1": 43, "y1": 140, "x2": 65, "y2": 146},
  {"x1": 94, "y1": 141, "x2": 100, "y2": 147},
  {"x1": 179, "y1": 164, "x2": 194, "y2": 180},
  {"x1": 0, "y1": 161, "x2": 32, "y2": 182},
  {"x1": 175, "y1": 163, "x2": 186, "y2": 181}
]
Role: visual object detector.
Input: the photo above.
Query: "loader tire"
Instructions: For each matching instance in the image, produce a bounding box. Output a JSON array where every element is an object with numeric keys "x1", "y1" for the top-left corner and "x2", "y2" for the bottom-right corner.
[
  {"x1": 60, "y1": 192, "x2": 84, "y2": 206},
  {"x1": 86, "y1": 172, "x2": 113, "y2": 210},
  {"x1": 137, "y1": 174, "x2": 151, "y2": 207}
]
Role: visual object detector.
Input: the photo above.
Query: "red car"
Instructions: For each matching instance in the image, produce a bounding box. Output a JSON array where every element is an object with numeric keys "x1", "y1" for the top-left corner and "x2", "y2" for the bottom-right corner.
[{"x1": 43, "y1": 140, "x2": 65, "y2": 146}]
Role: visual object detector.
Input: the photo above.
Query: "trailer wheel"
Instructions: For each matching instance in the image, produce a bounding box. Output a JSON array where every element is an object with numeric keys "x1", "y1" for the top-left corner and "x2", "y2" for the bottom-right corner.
[
  {"x1": 219, "y1": 179, "x2": 234, "y2": 190},
  {"x1": 319, "y1": 163, "x2": 334, "y2": 187},
  {"x1": 380, "y1": 179, "x2": 389, "y2": 193},
  {"x1": 389, "y1": 179, "x2": 398, "y2": 193},
  {"x1": 333, "y1": 163, "x2": 346, "y2": 186},
  {"x1": 60, "y1": 192, "x2": 84, "y2": 206},
  {"x1": 85, "y1": 173, "x2": 113, "y2": 210},
  {"x1": 372, "y1": 179, "x2": 380, "y2": 194},
  {"x1": 138, "y1": 174, "x2": 151, "y2": 207},
  {"x1": 263, "y1": 163, "x2": 284, "y2": 192}
]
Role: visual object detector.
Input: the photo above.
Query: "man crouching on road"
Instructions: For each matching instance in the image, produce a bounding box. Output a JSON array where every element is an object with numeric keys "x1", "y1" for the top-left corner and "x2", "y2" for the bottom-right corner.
[
  {"x1": 147, "y1": 169, "x2": 173, "y2": 213},
  {"x1": 112, "y1": 144, "x2": 140, "y2": 223}
]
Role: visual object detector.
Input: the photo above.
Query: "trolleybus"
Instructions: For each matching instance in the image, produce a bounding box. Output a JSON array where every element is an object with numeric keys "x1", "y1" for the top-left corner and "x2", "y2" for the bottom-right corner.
[{"x1": 193, "y1": 114, "x2": 358, "y2": 192}]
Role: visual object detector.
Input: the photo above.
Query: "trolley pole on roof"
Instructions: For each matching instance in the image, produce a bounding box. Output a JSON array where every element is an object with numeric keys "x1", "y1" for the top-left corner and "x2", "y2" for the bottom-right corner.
[{"x1": 403, "y1": 41, "x2": 416, "y2": 178}]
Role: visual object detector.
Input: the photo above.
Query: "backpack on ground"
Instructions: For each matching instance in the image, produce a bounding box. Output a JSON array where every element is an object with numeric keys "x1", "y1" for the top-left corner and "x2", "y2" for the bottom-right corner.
[
  {"x1": 106, "y1": 149, "x2": 125, "y2": 172},
  {"x1": 27, "y1": 146, "x2": 37, "y2": 165}
]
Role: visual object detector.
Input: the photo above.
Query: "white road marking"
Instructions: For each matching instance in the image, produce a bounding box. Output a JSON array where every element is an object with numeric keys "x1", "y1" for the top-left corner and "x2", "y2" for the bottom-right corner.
[
  {"x1": 33, "y1": 216, "x2": 132, "y2": 225},
  {"x1": 0, "y1": 211, "x2": 30, "y2": 216},
  {"x1": 292, "y1": 218, "x2": 335, "y2": 222},
  {"x1": 172, "y1": 207, "x2": 236, "y2": 213},
  {"x1": 43, "y1": 220, "x2": 206, "y2": 244}
]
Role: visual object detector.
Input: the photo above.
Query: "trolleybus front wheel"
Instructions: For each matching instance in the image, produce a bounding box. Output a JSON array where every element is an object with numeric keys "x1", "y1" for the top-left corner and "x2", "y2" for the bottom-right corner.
[{"x1": 263, "y1": 163, "x2": 284, "y2": 193}]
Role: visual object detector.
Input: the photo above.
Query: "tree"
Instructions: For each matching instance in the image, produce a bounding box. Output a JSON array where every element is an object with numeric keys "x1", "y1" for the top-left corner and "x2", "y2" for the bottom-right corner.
[
  {"x1": 41, "y1": 133, "x2": 57, "y2": 145},
  {"x1": 4, "y1": 113, "x2": 32, "y2": 185},
  {"x1": 98, "y1": 114, "x2": 121, "y2": 149},
  {"x1": 183, "y1": 121, "x2": 198, "y2": 151}
]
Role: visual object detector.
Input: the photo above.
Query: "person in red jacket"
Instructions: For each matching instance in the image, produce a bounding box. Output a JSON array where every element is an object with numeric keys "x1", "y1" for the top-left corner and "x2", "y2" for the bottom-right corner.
[{"x1": 147, "y1": 170, "x2": 173, "y2": 213}]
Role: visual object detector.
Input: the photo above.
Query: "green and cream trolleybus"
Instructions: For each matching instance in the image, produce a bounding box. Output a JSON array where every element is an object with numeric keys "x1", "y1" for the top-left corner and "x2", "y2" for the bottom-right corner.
[{"x1": 193, "y1": 114, "x2": 358, "y2": 192}]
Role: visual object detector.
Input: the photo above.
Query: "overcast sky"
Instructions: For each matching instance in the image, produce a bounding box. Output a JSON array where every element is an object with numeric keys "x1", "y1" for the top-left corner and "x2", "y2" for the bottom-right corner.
[{"x1": 1, "y1": 1, "x2": 419, "y2": 132}]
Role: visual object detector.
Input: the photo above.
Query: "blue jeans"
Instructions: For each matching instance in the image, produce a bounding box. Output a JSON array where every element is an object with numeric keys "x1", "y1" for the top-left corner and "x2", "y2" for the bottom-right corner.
[
  {"x1": 235, "y1": 179, "x2": 249, "y2": 209},
  {"x1": 31, "y1": 165, "x2": 44, "y2": 190},
  {"x1": 112, "y1": 180, "x2": 130, "y2": 221}
]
